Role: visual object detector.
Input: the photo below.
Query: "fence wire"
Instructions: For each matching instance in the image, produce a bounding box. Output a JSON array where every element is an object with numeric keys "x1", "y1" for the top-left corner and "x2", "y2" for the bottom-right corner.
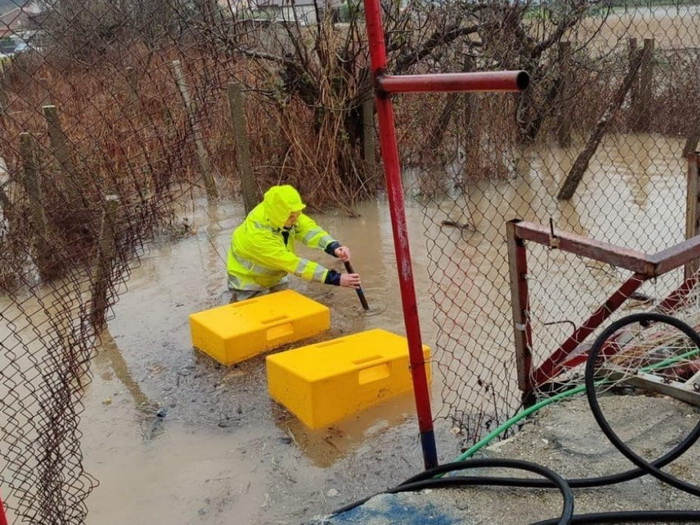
[
  {"x1": 399, "y1": 4, "x2": 699, "y2": 440},
  {"x1": 0, "y1": 0, "x2": 699, "y2": 522}
]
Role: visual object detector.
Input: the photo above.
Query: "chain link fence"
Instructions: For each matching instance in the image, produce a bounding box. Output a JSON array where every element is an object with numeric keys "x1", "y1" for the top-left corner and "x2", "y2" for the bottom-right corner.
[
  {"x1": 399, "y1": 3, "x2": 700, "y2": 440},
  {"x1": 0, "y1": 0, "x2": 699, "y2": 522}
]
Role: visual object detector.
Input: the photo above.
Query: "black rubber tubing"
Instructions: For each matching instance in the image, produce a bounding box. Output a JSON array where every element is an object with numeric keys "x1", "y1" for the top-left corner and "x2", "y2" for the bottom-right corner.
[
  {"x1": 584, "y1": 311, "x2": 700, "y2": 497},
  {"x1": 532, "y1": 509, "x2": 700, "y2": 524},
  {"x1": 330, "y1": 458, "x2": 575, "y2": 525}
]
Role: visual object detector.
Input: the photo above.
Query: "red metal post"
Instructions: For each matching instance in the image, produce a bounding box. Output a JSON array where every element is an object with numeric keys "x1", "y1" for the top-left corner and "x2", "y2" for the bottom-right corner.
[
  {"x1": 506, "y1": 221, "x2": 534, "y2": 402},
  {"x1": 363, "y1": 0, "x2": 529, "y2": 468},
  {"x1": 0, "y1": 492, "x2": 7, "y2": 525},
  {"x1": 363, "y1": 0, "x2": 438, "y2": 469}
]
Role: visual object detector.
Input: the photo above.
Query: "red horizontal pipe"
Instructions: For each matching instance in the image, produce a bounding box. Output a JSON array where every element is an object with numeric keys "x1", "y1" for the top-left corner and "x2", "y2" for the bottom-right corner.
[{"x1": 377, "y1": 71, "x2": 529, "y2": 94}]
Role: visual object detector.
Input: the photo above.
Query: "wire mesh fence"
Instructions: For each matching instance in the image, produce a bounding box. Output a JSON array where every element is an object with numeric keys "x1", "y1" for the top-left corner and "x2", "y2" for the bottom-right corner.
[
  {"x1": 400, "y1": 3, "x2": 699, "y2": 441},
  {"x1": 0, "y1": 0, "x2": 699, "y2": 522}
]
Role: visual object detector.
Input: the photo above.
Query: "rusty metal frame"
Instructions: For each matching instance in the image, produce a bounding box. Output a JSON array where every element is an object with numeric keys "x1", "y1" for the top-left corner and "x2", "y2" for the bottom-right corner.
[{"x1": 507, "y1": 217, "x2": 700, "y2": 396}]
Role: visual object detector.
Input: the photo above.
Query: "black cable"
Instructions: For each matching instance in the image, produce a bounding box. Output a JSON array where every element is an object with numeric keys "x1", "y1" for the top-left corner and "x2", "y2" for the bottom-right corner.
[
  {"x1": 585, "y1": 312, "x2": 700, "y2": 497},
  {"x1": 331, "y1": 458, "x2": 574, "y2": 525},
  {"x1": 532, "y1": 510, "x2": 700, "y2": 524}
]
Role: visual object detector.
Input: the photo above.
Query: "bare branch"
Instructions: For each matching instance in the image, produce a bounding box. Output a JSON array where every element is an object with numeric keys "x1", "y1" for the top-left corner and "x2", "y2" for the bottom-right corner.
[{"x1": 393, "y1": 24, "x2": 480, "y2": 72}]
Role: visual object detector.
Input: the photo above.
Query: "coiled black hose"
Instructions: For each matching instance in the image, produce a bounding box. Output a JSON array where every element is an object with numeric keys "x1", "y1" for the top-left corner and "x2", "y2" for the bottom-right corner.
[
  {"x1": 584, "y1": 312, "x2": 700, "y2": 497},
  {"x1": 328, "y1": 312, "x2": 700, "y2": 524}
]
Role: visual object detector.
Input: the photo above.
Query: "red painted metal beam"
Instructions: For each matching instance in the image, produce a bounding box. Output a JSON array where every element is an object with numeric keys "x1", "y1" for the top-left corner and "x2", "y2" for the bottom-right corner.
[
  {"x1": 363, "y1": 0, "x2": 438, "y2": 469},
  {"x1": 511, "y1": 220, "x2": 700, "y2": 390},
  {"x1": 506, "y1": 221, "x2": 534, "y2": 400},
  {"x1": 512, "y1": 221, "x2": 654, "y2": 275},
  {"x1": 532, "y1": 273, "x2": 647, "y2": 387},
  {"x1": 377, "y1": 71, "x2": 529, "y2": 95},
  {"x1": 654, "y1": 272, "x2": 700, "y2": 315},
  {"x1": 651, "y1": 235, "x2": 700, "y2": 275},
  {"x1": 513, "y1": 220, "x2": 700, "y2": 277}
]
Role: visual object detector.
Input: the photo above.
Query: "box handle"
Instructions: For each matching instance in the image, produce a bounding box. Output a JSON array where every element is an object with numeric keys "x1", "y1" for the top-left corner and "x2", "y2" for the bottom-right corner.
[
  {"x1": 352, "y1": 355, "x2": 382, "y2": 366},
  {"x1": 357, "y1": 363, "x2": 391, "y2": 385},
  {"x1": 261, "y1": 315, "x2": 294, "y2": 340},
  {"x1": 352, "y1": 355, "x2": 391, "y2": 385},
  {"x1": 261, "y1": 315, "x2": 289, "y2": 325},
  {"x1": 316, "y1": 339, "x2": 345, "y2": 348}
]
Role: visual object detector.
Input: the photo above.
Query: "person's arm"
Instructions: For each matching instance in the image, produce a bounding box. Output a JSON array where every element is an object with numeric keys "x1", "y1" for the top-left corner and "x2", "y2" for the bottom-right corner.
[
  {"x1": 246, "y1": 232, "x2": 360, "y2": 288},
  {"x1": 327, "y1": 270, "x2": 361, "y2": 288},
  {"x1": 251, "y1": 232, "x2": 330, "y2": 284},
  {"x1": 295, "y1": 214, "x2": 337, "y2": 252},
  {"x1": 295, "y1": 214, "x2": 351, "y2": 260}
]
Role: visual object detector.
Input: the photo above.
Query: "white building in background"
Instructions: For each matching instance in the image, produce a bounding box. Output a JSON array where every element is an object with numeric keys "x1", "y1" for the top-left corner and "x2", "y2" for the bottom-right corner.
[
  {"x1": 222, "y1": 0, "x2": 344, "y2": 25},
  {"x1": 217, "y1": 0, "x2": 252, "y2": 14}
]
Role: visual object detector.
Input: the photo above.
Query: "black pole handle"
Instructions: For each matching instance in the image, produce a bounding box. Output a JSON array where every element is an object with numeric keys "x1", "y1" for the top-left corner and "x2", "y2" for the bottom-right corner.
[{"x1": 343, "y1": 260, "x2": 370, "y2": 311}]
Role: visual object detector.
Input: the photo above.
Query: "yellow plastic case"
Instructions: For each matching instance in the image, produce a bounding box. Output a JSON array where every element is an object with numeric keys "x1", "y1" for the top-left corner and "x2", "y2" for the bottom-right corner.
[
  {"x1": 189, "y1": 290, "x2": 330, "y2": 366},
  {"x1": 266, "y1": 329, "x2": 431, "y2": 428}
]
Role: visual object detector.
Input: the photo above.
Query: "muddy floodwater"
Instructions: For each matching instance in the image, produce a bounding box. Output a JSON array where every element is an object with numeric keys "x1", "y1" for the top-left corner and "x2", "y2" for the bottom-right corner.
[
  {"x1": 11, "y1": 132, "x2": 685, "y2": 525},
  {"x1": 80, "y1": 197, "x2": 463, "y2": 525}
]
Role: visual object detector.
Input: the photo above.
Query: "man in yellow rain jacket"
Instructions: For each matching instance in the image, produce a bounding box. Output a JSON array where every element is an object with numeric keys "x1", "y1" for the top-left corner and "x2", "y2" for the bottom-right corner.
[{"x1": 226, "y1": 185, "x2": 361, "y2": 302}]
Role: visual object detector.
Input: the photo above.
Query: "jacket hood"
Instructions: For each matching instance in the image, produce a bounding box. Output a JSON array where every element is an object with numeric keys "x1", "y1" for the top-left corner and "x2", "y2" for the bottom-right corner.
[{"x1": 262, "y1": 185, "x2": 307, "y2": 228}]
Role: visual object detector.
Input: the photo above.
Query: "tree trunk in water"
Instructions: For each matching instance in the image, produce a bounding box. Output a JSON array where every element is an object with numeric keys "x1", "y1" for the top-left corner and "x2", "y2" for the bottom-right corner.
[
  {"x1": 521, "y1": 77, "x2": 562, "y2": 143},
  {"x1": 557, "y1": 52, "x2": 643, "y2": 200}
]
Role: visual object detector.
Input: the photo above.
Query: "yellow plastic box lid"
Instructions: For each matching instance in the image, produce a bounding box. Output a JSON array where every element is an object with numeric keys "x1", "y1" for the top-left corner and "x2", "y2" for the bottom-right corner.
[{"x1": 189, "y1": 290, "x2": 330, "y2": 366}]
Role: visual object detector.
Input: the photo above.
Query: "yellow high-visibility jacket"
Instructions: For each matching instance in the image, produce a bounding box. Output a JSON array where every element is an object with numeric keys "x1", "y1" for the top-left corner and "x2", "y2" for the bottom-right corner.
[{"x1": 226, "y1": 185, "x2": 338, "y2": 291}]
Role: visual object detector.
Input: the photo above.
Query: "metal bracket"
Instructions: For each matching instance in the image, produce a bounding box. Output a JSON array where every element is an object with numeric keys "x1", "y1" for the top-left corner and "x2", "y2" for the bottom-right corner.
[{"x1": 548, "y1": 217, "x2": 560, "y2": 249}]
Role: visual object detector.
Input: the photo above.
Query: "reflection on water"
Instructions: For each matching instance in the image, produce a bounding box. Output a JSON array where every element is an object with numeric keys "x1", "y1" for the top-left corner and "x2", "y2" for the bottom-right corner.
[
  {"x1": 95, "y1": 329, "x2": 150, "y2": 410},
  {"x1": 273, "y1": 392, "x2": 418, "y2": 468},
  {"x1": 0, "y1": 280, "x2": 103, "y2": 521}
]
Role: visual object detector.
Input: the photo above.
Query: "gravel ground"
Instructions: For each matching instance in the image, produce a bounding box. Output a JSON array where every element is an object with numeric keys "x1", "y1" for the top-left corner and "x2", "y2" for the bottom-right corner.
[{"x1": 313, "y1": 394, "x2": 700, "y2": 524}]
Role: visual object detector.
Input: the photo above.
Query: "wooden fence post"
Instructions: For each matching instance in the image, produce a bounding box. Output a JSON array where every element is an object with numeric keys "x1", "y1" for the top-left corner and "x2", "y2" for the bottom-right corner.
[
  {"x1": 43, "y1": 104, "x2": 83, "y2": 206},
  {"x1": 125, "y1": 66, "x2": 141, "y2": 113},
  {"x1": 683, "y1": 128, "x2": 700, "y2": 159},
  {"x1": 0, "y1": 156, "x2": 10, "y2": 217},
  {"x1": 0, "y1": 66, "x2": 8, "y2": 121},
  {"x1": 171, "y1": 60, "x2": 218, "y2": 200},
  {"x1": 20, "y1": 132, "x2": 59, "y2": 280},
  {"x1": 557, "y1": 41, "x2": 572, "y2": 148},
  {"x1": 633, "y1": 38, "x2": 654, "y2": 131},
  {"x1": 91, "y1": 195, "x2": 119, "y2": 330},
  {"x1": 628, "y1": 37, "x2": 639, "y2": 118},
  {"x1": 227, "y1": 83, "x2": 256, "y2": 214}
]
